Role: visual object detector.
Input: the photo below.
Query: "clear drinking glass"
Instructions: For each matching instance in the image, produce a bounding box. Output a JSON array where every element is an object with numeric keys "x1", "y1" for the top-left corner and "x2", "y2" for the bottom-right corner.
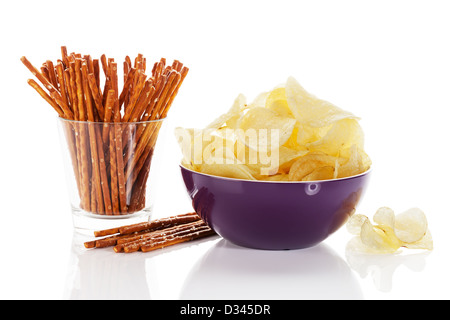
[{"x1": 57, "y1": 117, "x2": 168, "y2": 233}]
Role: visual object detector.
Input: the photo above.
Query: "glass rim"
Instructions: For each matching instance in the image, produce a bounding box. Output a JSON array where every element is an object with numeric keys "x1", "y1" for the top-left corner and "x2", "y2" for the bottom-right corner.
[{"x1": 57, "y1": 115, "x2": 167, "y2": 125}]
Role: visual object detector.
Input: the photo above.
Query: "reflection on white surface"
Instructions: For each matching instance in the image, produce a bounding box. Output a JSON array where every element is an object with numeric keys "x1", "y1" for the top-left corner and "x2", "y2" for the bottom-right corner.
[
  {"x1": 64, "y1": 232, "x2": 152, "y2": 300},
  {"x1": 180, "y1": 239, "x2": 363, "y2": 300},
  {"x1": 345, "y1": 237, "x2": 431, "y2": 292}
]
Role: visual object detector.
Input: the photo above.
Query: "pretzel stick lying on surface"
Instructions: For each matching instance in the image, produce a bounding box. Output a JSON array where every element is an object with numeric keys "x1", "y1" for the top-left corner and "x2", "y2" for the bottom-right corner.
[{"x1": 84, "y1": 213, "x2": 216, "y2": 253}]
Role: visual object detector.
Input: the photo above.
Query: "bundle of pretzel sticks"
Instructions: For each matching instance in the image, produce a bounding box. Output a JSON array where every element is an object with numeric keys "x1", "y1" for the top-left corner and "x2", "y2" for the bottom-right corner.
[
  {"x1": 21, "y1": 46, "x2": 188, "y2": 215},
  {"x1": 84, "y1": 212, "x2": 216, "y2": 253}
]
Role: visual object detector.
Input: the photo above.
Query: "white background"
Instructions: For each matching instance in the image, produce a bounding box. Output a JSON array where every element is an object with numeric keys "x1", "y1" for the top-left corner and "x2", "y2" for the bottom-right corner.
[{"x1": 1, "y1": 0, "x2": 449, "y2": 300}]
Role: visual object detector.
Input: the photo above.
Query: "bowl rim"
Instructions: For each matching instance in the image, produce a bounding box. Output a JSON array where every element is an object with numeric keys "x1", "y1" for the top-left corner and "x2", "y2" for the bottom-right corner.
[{"x1": 180, "y1": 163, "x2": 372, "y2": 184}]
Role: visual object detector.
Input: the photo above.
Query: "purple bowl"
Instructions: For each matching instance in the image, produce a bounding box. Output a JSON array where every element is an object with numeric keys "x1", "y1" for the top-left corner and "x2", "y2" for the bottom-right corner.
[{"x1": 180, "y1": 165, "x2": 371, "y2": 250}]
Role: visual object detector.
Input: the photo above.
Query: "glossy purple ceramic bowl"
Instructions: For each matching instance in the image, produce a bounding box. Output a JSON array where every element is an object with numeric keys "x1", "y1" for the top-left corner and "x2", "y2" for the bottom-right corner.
[{"x1": 180, "y1": 165, "x2": 371, "y2": 250}]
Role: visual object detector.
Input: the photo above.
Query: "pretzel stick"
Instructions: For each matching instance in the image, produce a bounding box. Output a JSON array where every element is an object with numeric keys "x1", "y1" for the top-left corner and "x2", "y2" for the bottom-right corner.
[
  {"x1": 119, "y1": 68, "x2": 136, "y2": 108},
  {"x1": 122, "y1": 71, "x2": 147, "y2": 122},
  {"x1": 115, "y1": 214, "x2": 202, "y2": 247},
  {"x1": 106, "y1": 91, "x2": 120, "y2": 214},
  {"x1": 88, "y1": 73, "x2": 105, "y2": 120},
  {"x1": 27, "y1": 79, "x2": 64, "y2": 116},
  {"x1": 63, "y1": 69, "x2": 73, "y2": 108},
  {"x1": 119, "y1": 212, "x2": 199, "y2": 235},
  {"x1": 108, "y1": 62, "x2": 128, "y2": 214},
  {"x1": 127, "y1": 147, "x2": 153, "y2": 212},
  {"x1": 127, "y1": 80, "x2": 155, "y2": 123},
  {"x1": 117, "y1": 220, "x2": 208, "y2": 253},
  {"x1": 95, "y1": 124, "x2": 112, "y2": 214},
  {"x1": 140, "y1": 227, "x2": 215, "y2": 253},
  {"x1": 74, "y1": 59, "x2": 91, "y2": 210},
  {"x1": 83, "y1": 62, "x2": 105, "y2": 214},
  {"x1": 86, "y1": 213, "x2": 200, "y2": 246},
  {"x1": 61, "y1": 46, "x2": 69, "y2": 68},
  {"x1": 68, "y1": 62, "x2": 79, "y2": 120},
  {"x1": 93, "y1": 59, "x2": 101, "y2": 94},
  {"x1": 45, "y1": 60, "x2": 58, "y2": 89},
  {"x1": 21, "y1": 57, "x2": 67, "y2": 111}
]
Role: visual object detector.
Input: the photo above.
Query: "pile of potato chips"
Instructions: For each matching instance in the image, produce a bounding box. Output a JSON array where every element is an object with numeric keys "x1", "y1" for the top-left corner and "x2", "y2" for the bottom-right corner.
[
  {"x1": 346, "y1": 207, "x2": 433, "y2": 254},
  {"x1": 175, "y1": 76, "x2": 371, "y2": 181}
]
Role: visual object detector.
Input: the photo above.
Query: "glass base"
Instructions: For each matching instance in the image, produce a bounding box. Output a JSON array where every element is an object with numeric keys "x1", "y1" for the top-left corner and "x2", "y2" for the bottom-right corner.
[{"x1": 72, "y1": 206, "x2": 152, "y2": 235}]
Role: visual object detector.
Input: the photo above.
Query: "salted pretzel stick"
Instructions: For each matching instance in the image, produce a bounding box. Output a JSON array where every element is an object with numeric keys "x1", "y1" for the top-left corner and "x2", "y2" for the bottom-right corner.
[
  {"x1": 61, "y1": 46, "x2": 69, "y2": 68},
  {"x1": 45, "y1": 60, "x2": 58, "y2": 89},
  {"x1": 102, "y1": 93, "x2": 114, "y2": 143},
  {"x1": 88, "y1": 73, "x2": 105, "y2": 120},
  {"x1": 119, "y1": 68, "x2": 136, "y2": 108},
  {"x1": 163, "y1": 66, "x2": 189, "y2": 117},
  {"x1": 117, "y1": 220, "x2": 208, "y2": 253},
  {"x1": 87, "y1": 212, "x2": 200, "y2": 245},
  {"x1": 122, "y1": 71, "x2": 147, "y2": 122},
  {"x1": 27, "y1": 79, "x2": 64, "y2": 116},
  {"x1": 109, "y1": 125, "x2": 120, "y2": 214},
  {"x1": 63, "y1": 69, "x2": 73, "y2": 108},
  {"x1": 119, "y1": 212, "x2": 199, "y2": 235},
  {"x1": 124, "y1": 224, "x2": 212, "y2": 253},
  {"x1": 107, "y1": 93, "x2": 120, "y2": 214},
  {"x1": 127, "y1": 148, "x2": 153, "y2": 212},
  {"x1": 95, "y1": 124, "x2": 112, "y2": 214},
  {"x1": 114, "y1": 215, "x2": 202, "y2": 247},
  {"x1": 55, "y1": 62, "x2": 71, "y2": 115},
  {"x1": 101, "y1": 54, "x2": 111, "y2": 107},
  {"x1": 21, "y1": 56, "x2": 67, "y2": 109},
  {"x1": 40, "y1": 65, "x2": 50, "y2": 83},
  {"x1": 74, "y1": 59, "x2": 91, "y2": 211},
  {"x1": 140, "y1": 227, "x2": 215, "y2": 253},
  {"x1": 68, "y1": 62, "x2": 79, "y2": 120},
  {"x1": 108, "y1": 62, "x2": 127, "y2": 214},
  {"x1": 93, "y1": 59, "x2": 101, "y2": 93},
  {"x1": 127, "y1": 80, "x2": 155, "y2": 123},
  {"x1": 83, "y1": 62, "x2": 105, "y2": 214}
]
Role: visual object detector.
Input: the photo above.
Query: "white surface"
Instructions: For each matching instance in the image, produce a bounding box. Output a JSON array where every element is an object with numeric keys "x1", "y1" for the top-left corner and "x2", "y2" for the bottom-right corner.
[{"x1": 1, "y1": 0, "x2": 449, "y2": 300}]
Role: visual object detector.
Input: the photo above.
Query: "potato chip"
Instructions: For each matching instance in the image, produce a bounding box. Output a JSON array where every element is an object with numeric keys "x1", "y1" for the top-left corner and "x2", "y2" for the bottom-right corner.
[
  {"x1": 285, "y1": 76, "x2": 359, "y2": 128},
  {"x1": 394, "y1": 207, "x2": 428, "y2": 243},
  {"x1": 288, "y1": 152, "x2": 337, "y2": 181},
  {"x1": 360, "y1": 219, "x2": 402, "y2": 254},
  {"x1": 403, "y1": 229, "x2": 433, "y2": 250},
  {"x1": 199, "y1": 162, "x2": 256, "y2": 180},
  {"x1": 236, "y1": 107, "x2": 296, "y2": 151},
  {"x1": 302, "y1": 166, "x2": 335, "y2": 181},
  {"x1": 346, "y1": 214, "x2": 369, "y2": 235},
  {"x1": 373, "y1": 207, "x2": 395, "y2": 229},
  {"x1": 336, "y1": 145, "x2": 367, "y2": 178},
  {"x1": 265, "y1": 86, "x2": 293, "y2": 117},
  {"x1": 206, "y1": 94, "x2": 246, "y2": 129},
  {"x1": 307, "y1": 119, "x2": 364, "y2": 157},
  {"x1": 346, "y1": 207, "x2": 433, "y2": 254},
  {"x1": 261, "y1": 173, "x2": 290, "y2": 181}
]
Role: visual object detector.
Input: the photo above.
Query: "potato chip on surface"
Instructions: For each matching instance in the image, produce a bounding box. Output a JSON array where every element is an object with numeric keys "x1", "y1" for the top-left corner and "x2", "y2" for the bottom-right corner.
[{"x1": 346, "y1": 207, "x2": 433, "y2": 254}]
